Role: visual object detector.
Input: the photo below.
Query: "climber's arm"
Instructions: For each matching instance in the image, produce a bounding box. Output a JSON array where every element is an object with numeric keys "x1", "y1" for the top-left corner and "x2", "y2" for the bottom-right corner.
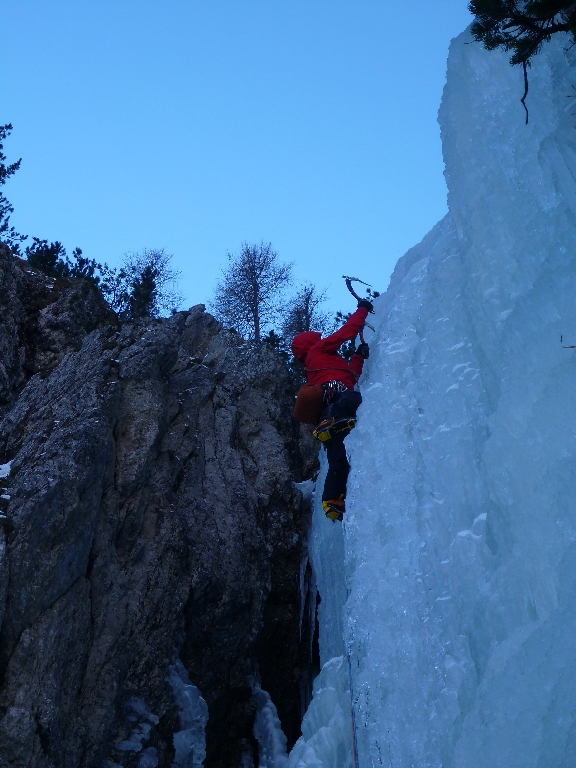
[{"x1": 317, "y1": 307, "x2": 368, "y2": 353}]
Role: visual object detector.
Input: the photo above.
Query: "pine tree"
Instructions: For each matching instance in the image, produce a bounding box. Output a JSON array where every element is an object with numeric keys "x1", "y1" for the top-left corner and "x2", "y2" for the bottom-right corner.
[
  {"x1": 469, "y1": 0, "x2": 576, "y2": 66},
  {"x1": 25, "y1": 239, "x2": 69, "y2": 277},
  {"x1": 128, "y1": 264, "x2": 158, "y2": 318},
  {"x1": 110, "y1": 249, "x2": 183, "y2": 319},
  {"x1": 0, "y1": 124, "x2": 26, "y2": 252},
  {"x1": 469, "y1": 1, "x2": 576, "y2": 121}
]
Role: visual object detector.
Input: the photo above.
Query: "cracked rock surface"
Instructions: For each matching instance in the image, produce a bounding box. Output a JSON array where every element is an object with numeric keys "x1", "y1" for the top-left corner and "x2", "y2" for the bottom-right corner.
[
  {"x1": 0, "y1": 244, "x2": 114, "y2": 419},
  {"x1": 0, "y1": 251, "x2": 317, "y2": 768}
]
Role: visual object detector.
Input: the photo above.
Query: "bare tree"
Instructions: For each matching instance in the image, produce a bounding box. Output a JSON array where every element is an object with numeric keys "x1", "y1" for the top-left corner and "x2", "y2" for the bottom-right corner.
[
  {"x1": 281, "y1": 283, "x2": 333, "y2": 340},
  {"x1": 211, "y1": 242, "x2": 292, "y2": 342}
]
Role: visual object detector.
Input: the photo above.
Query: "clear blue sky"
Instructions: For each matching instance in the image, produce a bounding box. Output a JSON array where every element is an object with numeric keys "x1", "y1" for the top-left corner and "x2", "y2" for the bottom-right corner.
[{"x1": 1, "y1": 1, "x2": 472, "y2": 314}]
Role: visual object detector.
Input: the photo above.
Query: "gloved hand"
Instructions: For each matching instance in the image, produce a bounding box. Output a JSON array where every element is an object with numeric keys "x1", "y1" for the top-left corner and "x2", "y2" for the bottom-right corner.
[
  {"x1": 357, "y1": 299, "x2": 374, "y2": 313},
  {"x1": 356, "y1": 342, "x2": 370, "y2": 359}
]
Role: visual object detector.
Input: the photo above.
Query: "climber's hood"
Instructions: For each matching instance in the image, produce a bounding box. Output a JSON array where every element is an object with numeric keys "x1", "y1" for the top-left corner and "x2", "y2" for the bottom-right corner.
[{"x1": 291, "y1": 331, "x2": 322, "y2": 363}]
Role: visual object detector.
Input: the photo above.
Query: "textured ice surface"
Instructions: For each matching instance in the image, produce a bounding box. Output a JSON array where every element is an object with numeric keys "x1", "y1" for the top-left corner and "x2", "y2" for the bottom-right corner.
[
  {"x1": 139, "y1": 747, "x2": 159, "y2": 768},
  {"x1": 308, "y1": 453, "x2": 346, "y2": 666},
  {"x1": 253, "y1": 684, "x2": 289, "y2": 767},
  {"x1": 343, "y1": 28, "x2": 576, "y2": 768},
  {"x1": 115, "y1": 697, "x2": 159, "y2": 754},
  {"x1": 288, "y1": 656, "x2": 354, "y2": 768},
  {"x1": 168, "y1": 660, "x2": 208, "y2": 767},
  {"x1": 286, "y1": 453, "x2": 357, "y2": 767},
  {"x1": 291, "y1": 26, "x2": 576, "y2": 768}
]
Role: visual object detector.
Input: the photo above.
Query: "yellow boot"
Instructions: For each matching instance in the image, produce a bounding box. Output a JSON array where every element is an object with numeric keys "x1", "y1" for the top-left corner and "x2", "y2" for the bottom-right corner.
[{"x1": 322, "y1": 498, "x2": 345, "y2": 522}]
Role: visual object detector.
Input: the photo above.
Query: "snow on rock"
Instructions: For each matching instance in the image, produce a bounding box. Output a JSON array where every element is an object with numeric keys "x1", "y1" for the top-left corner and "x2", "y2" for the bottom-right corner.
[
  {"x1": 115, "y1": 697, "x2": 159, "y2": 755},
  {"x1": 293, "y1": 26, "x2": 576, "y2": 768}
]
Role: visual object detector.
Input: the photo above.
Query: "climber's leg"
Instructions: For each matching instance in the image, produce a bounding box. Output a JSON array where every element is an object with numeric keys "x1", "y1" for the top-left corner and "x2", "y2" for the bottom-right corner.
[{"x1": 322, "y1": 433, "x2": 349, "y2": 520}]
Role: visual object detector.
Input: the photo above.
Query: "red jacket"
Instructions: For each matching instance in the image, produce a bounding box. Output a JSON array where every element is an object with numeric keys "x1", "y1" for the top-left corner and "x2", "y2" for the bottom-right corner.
[{"x1": 291, "y1": 307, "x2": 368, "y2": 389}]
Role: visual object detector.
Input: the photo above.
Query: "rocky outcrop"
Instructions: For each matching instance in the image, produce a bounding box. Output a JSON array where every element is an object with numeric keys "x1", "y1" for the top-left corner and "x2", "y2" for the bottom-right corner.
[
  {"x1": 0, "y1": 253, "x2": 318, "y2": 768},
  {"x1": 0, "y1": 244, "x2": 114, "y2": 418}
]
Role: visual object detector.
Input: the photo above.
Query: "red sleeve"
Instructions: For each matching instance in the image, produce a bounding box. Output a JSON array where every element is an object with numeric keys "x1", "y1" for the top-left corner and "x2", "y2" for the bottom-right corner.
[
  {"x1": 316, "y1": 307, "x2": 368, "y2": 353},
  {"x1": 349, "y1": 353, "x2": 364, "y2": 379}
]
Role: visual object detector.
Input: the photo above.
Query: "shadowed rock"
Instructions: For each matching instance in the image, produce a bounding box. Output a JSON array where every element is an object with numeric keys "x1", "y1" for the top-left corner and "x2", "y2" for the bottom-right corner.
[{"x1": 0, "y1": 263, "x2": 318, "y2": 768}]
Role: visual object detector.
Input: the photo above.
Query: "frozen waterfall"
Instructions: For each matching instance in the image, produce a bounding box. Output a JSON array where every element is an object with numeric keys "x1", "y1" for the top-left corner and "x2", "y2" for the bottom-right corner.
[{"x1": 289, "y1": 26, "x2": 576, "y2": 768}]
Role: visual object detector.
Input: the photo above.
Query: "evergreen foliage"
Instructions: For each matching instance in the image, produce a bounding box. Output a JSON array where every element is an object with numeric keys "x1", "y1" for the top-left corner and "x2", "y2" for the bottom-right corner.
[
  {"x1": 0, "y1": 124, "x2": 26, "y2": 252},
  {"x1": 469, "y1": 1, "x2": 576, "y2": 67},
  {"x1": 25, "y1": 239, "x2": 69, "y2": 277},
  {"x1": 2, "y1": 124, "x2": 182, "y2": 320},
  {"x1": 128, "y1": 264, "x2": 158, "y2": 319},
  {"x1": 469, "y1": 1, "x2": 576, "y2": 120},
  {"x1": 25, "y1": 238, "x2": 102, "y2": 287},
  {"x1": 263, "y1": 329, "x2": 290, "y2": 360},
  {"x1": 25, "y1": 240, "x2": 182, "y2": 320},
  {"x1": 114, "y1": 249, "x2": 183, "y2": 319}
]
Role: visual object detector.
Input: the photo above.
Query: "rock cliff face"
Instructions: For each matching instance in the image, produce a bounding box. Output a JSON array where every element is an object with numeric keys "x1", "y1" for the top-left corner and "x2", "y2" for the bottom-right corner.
[
  {"x1": 0, "y1": 246, "x2": 115, "y2": 418},
  {"x1": 0, "y1": 245, "x2": 317, "y2": 767}
]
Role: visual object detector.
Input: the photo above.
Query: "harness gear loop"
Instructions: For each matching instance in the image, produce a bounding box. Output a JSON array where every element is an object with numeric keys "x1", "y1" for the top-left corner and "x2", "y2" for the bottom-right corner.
[
  {"x1": 312, "y1": 416, "x2": 357, "y2": 442},
  {"x1": 322, "y1": 379, "x2": 348, "y2": 407}
]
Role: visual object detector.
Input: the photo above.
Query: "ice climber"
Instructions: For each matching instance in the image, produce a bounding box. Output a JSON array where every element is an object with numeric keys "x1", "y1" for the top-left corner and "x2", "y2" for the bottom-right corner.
[{"x1": 291, "y1": 299, "x2": 373, "y2": 521}]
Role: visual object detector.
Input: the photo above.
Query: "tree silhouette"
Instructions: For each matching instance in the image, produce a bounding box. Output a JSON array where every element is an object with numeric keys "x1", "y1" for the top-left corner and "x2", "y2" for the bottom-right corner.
[
  {"x1": 211, "y1": 242, "x2": 292, "y2": 342},
  {"x1": 281, "y1": 283, "x2": 333, "y2": 340},
  {"x1": 0, "y1": 124, "x2": 26, "y2": 252},
  {"x1": 469, "y1": 1, "x2": 576, "y2": 121}
]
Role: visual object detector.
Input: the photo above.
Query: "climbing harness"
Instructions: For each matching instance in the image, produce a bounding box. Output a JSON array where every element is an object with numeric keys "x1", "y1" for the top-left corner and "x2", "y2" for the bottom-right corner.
[
  {"x1": 312, "y1": 416, "x2": 357, "y2": 442},
  {"x1": 313, "y1": 383, "x2": 360, "y2": 441},
  {"x1": 322, "y1": 379, "x2": 348, "y2": 404},
  {"x1": 294, "y1": 379, "x2": 353, "y2": 425}
]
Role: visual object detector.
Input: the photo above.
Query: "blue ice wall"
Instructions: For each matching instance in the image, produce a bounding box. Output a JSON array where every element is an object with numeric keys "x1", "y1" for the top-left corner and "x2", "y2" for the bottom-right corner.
[{"x1": 291, "y1": 27, "x2": 576, "y2": 768}]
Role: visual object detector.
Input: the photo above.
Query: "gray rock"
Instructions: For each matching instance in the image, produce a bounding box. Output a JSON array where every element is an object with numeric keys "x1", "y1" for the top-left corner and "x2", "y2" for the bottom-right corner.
[
  {"x1": 0, "y1": 287, "x2": 318, "y2": 768},
  {"x1": 0, "y1": 243, "x2": 114, "y2": 419}
]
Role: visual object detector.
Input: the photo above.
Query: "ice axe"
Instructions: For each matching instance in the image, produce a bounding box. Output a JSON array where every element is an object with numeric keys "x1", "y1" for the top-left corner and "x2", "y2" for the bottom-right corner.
[
  {"x1": 343, "y1": 275, "x2": 372, "y2": 304},
  {"x1": 342, "y1": 275, "x2": 374, "y2": 344}
]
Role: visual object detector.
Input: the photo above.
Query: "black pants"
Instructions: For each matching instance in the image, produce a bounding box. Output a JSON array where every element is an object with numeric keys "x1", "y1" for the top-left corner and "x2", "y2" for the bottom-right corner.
[{"x1": 320, "y1": 390, "x2": 362, "y2": 502}]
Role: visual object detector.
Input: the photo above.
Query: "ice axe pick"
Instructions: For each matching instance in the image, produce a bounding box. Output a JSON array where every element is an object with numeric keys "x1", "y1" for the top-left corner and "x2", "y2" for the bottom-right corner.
[
  {"x1": 342, "y1": 275, "x2": 374, "y2": 344},
  {"x1": 342, "y1": 275, "x2": 372, "y2": 303}
]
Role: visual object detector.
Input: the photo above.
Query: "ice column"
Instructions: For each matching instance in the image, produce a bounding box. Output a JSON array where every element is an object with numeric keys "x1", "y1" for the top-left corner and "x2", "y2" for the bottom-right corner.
[{"x1": 288, "y1": 452, "x2": 355, "y2": 767}]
